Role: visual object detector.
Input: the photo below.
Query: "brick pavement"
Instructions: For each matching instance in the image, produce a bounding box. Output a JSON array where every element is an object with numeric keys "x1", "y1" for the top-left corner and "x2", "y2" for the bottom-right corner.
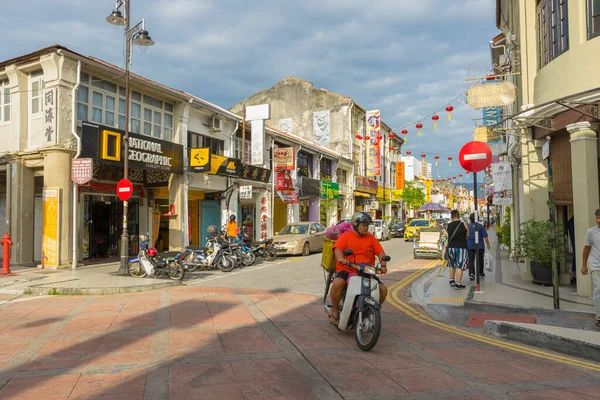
[{"x1": 0, "y1": 259, "x2": 599, "y2": 399}]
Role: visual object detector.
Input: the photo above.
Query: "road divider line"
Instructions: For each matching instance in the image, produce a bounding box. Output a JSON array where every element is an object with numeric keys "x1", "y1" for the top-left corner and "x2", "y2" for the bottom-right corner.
[{"x1": 387, "y1": 261, "x2": 600, "y2": 372}]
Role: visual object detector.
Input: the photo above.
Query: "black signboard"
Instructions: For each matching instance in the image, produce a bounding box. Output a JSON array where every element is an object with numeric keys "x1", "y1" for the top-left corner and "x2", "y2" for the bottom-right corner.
[
  {"x1": 300, "y1": 176, "x2": 321, "y2": 197},
  {"x1": 239, "y1": 164, "x2": 272, "y2": 183},
  {"x1": 81, "y1": 122, "x2": 184, "y2": 174}
]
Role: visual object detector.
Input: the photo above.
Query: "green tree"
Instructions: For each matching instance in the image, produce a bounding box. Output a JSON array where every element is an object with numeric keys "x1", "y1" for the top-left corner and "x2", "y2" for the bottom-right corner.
[{"x1": 400, "y1": 181, "x2": 425, "y2": 212}]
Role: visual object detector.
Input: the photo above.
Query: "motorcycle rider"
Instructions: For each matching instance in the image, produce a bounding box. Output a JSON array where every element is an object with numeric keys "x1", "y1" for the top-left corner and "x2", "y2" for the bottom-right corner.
[{"x1": 329, "y1": 211, "x2": 388, "y2": 326}]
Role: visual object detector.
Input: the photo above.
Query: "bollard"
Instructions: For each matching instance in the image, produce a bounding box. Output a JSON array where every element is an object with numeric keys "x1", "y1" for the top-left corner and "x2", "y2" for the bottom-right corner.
[{"x1": 1, "y1": 233, "x2": 14, "y2": 275}]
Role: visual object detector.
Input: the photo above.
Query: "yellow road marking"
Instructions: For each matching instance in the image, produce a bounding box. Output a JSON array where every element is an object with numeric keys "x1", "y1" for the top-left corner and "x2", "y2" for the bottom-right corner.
[
  {"x1": 387, "y1": 261, "x2": 600, "y2": 372},
  {"x1": 427, "y1": 297, "x2": 465, "y2": 303}
]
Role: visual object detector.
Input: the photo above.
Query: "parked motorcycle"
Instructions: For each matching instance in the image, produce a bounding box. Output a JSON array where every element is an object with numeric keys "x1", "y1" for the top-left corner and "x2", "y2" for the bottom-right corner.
[
  {"x1": 324, "y1": 249, "x2": 391, "y2": 351},
  {"x1": 242, "y1": 235, "x2": 277, "y2": 261},
  {"x1": 128, "y1": 240, "x2": 185, "y2": 281},
  {"x1": 180, "y1": 239, "x2": 236, "y2": 273}
]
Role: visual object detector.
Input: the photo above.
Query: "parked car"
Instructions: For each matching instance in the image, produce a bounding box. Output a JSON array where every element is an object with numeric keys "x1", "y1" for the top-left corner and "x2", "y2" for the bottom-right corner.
[
  {"x1": 273, "y1": 222, "x2": 327, "y2": 256},
  {"x1": 390, "y1": 221, "x2": 406, "y2": 238},
  {"x1": 369, "y1": 219, "x2": 390, "y2": 241},
  {"x1": 404, "y1": 219, "x2": 435, "y2": 242}
]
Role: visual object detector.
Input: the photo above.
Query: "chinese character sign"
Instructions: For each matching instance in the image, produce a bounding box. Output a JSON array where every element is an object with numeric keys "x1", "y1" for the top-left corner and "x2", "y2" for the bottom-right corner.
[
  {"x1": 44, "y1": 88, "x2": 56, "y2": 143},
  {"x1": 257, "y1": 194, "x2": 269, "y2": 241},
  {"x1": 366, "y1": 110, "x2": 381, "y2": 177},
  {"x1": 42, "y1": 188, "x2": 61, "y2": 267},
  {"x1": 240, "y1": 185, "x2": 252, "y2": 199}
]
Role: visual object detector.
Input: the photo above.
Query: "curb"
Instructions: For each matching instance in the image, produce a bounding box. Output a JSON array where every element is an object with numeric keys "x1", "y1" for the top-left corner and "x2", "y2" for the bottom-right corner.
[
  {"x1": 26, "y1": 280, "x2": 182, "y2": 296},
  {"x1": 465, "y1": 298, "x2": 596, "y2": 319},
  {"x1": 0, "y1": 276, "x2": 45, "y2": 289},
  {"x1": 484, "y1": 320, "x2": 600, "y2": 362}
]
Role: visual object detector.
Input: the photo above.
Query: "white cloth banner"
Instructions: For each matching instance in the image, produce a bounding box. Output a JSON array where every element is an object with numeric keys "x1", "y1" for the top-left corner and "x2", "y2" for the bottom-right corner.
[
  {"x1": 251, "y1": 120, "x2": 264, "y2": 166},
  {"x1": 491, "y1": 162, "x2": 512, "y2": 206}
]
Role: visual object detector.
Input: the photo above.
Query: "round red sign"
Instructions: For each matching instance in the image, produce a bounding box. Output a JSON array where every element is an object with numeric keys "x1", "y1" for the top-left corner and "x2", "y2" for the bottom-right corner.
[
  {"x1": 459, "y1": 141, "x2": 492, "y2": 173},
  {"x1": 116, "y1": 178, "x2": 133, "y2": 201}
]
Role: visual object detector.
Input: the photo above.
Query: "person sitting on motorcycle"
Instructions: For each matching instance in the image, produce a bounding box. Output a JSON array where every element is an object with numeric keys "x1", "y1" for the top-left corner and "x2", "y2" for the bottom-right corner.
[{"x1": 329, "y1": 211, "x2": 389, "y2": 325}]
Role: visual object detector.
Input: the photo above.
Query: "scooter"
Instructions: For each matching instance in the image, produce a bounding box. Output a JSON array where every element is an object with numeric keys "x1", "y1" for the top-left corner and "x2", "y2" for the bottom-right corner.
[
  {"x1": 324, "y1": 249, "x2": 391, "y2": 351},
  {"x1": 128, "y1": 239, "x2": 185, "y2": 281},
  {"x1": 179, "y1": 239, "x2": 236, "y2": 273}
]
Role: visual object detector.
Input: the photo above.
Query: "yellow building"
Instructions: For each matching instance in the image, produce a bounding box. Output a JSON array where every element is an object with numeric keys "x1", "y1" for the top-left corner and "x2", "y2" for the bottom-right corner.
[{"x1": 493, "y1": 0, "x2": 600, "y2": 297}]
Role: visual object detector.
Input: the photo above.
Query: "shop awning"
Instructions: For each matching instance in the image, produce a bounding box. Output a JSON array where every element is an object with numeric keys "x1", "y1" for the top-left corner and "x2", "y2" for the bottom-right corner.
[{"x1": 353, "y1": 191, "x2": 371, "y2": 198}]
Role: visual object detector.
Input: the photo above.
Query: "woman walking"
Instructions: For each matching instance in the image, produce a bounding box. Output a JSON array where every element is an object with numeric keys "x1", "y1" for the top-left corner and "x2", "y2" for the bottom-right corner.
[{"x1": 446, "y1": 210, "x2": 470, "y2": 289}]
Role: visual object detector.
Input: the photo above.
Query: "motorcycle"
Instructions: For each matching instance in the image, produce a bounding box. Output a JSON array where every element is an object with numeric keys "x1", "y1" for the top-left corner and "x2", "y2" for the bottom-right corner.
[
  {"x1": 128, "y1": 240, "x2": 185, "y2": 281},
  {"x1": 242, "y1": 235, "x2": 277, "y2": 261},
  {"x1": 180, "y1": 239, "x2": 236, "y2": 273},
  {"x1": 324, "y1": 249, "x2": 391, "y2": 351}
]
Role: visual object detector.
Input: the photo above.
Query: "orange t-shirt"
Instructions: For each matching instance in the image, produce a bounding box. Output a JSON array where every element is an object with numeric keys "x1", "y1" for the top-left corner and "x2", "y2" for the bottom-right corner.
[
  {"x1": 333, "y1": 231, "x2": 384, "y2": 274},
  {"x1": 227, "y1": 221, "x2": 238, "y2": 237}
]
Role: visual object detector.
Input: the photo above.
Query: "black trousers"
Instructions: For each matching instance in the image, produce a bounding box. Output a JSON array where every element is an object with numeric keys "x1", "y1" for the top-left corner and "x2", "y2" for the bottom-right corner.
[{"x1": 468, "y1": 248, "x2": 485, "y2": 276}]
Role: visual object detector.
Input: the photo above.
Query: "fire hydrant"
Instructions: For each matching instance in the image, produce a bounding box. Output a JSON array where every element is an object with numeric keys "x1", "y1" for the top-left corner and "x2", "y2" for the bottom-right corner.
[{"x1": 1, "y1": 233, "x2": 14, "y2": 276}]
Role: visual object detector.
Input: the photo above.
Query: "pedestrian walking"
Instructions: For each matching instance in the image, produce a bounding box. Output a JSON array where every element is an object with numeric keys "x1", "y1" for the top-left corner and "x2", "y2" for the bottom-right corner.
[
  {"x1": 467, "y1": 213, "x2": 491, "y2": 281},
  {"x1": 582, "y1": 209, "x2": 600, "y2": 328},
  {"x1": 445, "y1": 210, "x2": 470, "y2": 290}
]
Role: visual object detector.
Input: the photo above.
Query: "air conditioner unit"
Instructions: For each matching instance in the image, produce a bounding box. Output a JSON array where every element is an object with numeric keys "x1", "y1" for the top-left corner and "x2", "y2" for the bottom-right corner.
[
  {"x1": 212, "y1": 117, "x2": 222, "y2": 132},
  {"x1": 370, "y1": 201, "x2": 379, "y2": 210}
]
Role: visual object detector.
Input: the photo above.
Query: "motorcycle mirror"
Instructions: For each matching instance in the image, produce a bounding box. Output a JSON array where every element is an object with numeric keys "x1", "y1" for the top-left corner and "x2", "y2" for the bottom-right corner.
[
  {"x1": 343, "y1": 249, "x2": 354, "y2": 256},
  {"x1": 381, "y1": 255, "x2": 391, "y2": 262}
]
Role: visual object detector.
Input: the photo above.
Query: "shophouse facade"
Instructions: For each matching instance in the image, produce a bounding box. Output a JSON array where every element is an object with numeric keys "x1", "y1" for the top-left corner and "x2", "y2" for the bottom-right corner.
[
  {"x1": 230, "y1": 76, "x2": 404, "y2": 223},
  {"x1": 489, "y1": 0, "x2": 600, "y2": 297}
]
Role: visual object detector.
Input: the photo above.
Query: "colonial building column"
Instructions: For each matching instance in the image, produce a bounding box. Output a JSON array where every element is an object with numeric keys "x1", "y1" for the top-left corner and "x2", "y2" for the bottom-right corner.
[{"x1": 567, "y1": 121, "x2": 599, "y2": 297}]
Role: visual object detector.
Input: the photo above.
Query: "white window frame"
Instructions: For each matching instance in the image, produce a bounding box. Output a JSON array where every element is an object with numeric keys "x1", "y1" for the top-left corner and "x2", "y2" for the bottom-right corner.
[
  {"x1": 76, "y1": 74, "x2": 174, "y2": 140},
  {"x1": 233, "y1": 137, "x2": 251, "y2": 161},
  {"x1": 0, "y1": 79, "x2": 10, "y2": 124},
  {"x1": 29, "y1": 71, "x2": 44, "y2": 119}
]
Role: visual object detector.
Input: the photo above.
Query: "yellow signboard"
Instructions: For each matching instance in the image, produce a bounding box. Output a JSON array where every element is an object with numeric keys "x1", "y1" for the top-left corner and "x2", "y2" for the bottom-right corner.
[
  {"x1": 467, "y1": 81, "x2": 517, "y2": 109},
  {"x1": 474, "y1": 126, "x2": 501, "y2": 143},
  {"x1": 41, "y1": 188, "x2": 60, "y2": 267},
  {"x1": 190, "y1": 148, "x2": 211, "y2": 171},
  {"x1": 391, "y1": 189, "x2": 402, "y2": 201}
]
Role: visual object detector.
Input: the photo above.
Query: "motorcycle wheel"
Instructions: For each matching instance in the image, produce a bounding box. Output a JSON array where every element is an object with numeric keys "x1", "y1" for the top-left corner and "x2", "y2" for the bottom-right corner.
[
  {"x1": 265, "y1": 248, "x2": 277, "y2": 262},
  {"x1": 355, "y1": 304, "x2": 381, "y2": 352},
  {"x1": 128, "y1": 261, "x2": 147, "y2": 278},
  {"x1": 242, "y1": 251, "x2": 256, "y2": 266},
  {"x1": 184, "y1": 254, "x2": 199, "y2": 272},
  {"x1": 167, "y1": 261, "x2": 185, "y2": 281},
  {"x1": 218, "y1": 255, "x2": 235, "y2": 272}
]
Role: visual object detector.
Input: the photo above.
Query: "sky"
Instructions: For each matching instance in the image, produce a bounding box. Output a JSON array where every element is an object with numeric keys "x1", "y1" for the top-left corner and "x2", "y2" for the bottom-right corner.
[{"x1": 1, "y1": 0, "x2": 499, "y2": 179}]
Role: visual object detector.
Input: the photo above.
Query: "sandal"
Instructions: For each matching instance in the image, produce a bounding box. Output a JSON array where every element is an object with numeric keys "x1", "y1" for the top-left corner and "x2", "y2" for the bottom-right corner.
[{"x1": 329, "y1": 315, "x2": 339, "y2": 326}]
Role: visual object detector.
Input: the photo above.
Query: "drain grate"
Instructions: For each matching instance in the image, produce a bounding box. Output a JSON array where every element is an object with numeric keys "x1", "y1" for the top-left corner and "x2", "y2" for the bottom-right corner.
[{"x1": 466, "y1": 313, "x2": 537, "y2": 328}]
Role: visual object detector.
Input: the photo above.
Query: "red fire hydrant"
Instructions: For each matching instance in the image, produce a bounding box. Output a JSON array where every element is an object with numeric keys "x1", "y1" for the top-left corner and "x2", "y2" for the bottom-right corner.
[{"x1": 1, "y1": 233, "x2": 14, "y2": 276}]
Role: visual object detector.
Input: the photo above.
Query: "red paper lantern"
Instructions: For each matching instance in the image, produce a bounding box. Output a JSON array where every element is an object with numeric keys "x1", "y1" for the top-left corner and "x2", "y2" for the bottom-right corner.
[
  {"x1": 459, "y1": 173, "x2": 463, "y2": 182},
  {"x1": 445, "y1": 106, "x2": 454, "y2": 121},
  {"x1": 416, "y1": 123, "x2": 423, "y2": 138},
  {"x1": 389, "y1": 147, "x2": 394, "y2": 151},
  {"x1": 401, "y1": 129, "x2": 408, "y2": 134},
  {"x1": 448, "y1": 156, "x2": 453, "y2": 166},
  {"x1": 434, "y1": 155, "x2": 440, "y2": 166},
  {"x1": 432, "y1": 114, "x2": 439, "y2": 130},
  {"x1": 355, "y1": 135, "x2": 363, "y2": 140},
  {"x1": 406, "y1": 151, "x2": 412, "y2": 155},
  {"x1": 376, "y1": 135, "x2": 383, "y2": 140},
  {"x1": 389, "y1": 132, "x2": 395, "y2": 138},
  {"x1": 420, "y1": 153, "x2": 426, "y2": 163}
]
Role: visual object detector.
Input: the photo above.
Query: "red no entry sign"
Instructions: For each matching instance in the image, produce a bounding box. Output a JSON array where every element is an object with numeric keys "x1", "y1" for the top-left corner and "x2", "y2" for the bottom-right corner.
[
  {"x1": 459, "y1": 141, "x2": 492, "y2": 173},
  {"x1": 116, "y1": 178, "x2": 133, "y2": 201}
]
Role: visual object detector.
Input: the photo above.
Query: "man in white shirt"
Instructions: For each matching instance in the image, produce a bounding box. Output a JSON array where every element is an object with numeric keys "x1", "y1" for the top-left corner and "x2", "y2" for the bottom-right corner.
[{"x1": 582, "y1": 209, "x2": 600, "y2": 328}]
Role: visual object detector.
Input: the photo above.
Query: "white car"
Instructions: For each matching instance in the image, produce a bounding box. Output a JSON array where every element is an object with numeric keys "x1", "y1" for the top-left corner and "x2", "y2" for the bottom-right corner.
[{"x1": 370, "y1": 219, "x2": 390, "y2": 241}]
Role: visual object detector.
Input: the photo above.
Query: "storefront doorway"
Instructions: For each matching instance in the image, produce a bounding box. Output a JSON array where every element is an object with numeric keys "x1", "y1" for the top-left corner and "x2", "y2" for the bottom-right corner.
[
  {"x1": 241, "y1": 205, "x2": 255, "y2": 241},
  {"x1": 200, "y1": 200, "x2": 221, "y2": 246},
  {"x1": 83, "y1": 195, "x2": 139, "y2": 260}
]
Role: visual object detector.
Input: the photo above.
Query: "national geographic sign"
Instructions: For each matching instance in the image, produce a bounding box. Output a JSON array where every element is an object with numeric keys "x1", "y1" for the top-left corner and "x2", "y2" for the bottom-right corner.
[{"x1": 81, "y1": 122, "x2": 184, "y2": 174}]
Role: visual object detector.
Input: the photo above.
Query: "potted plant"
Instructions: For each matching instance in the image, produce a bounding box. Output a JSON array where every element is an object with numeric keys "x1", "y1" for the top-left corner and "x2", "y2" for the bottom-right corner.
[{"x1": 516, "y1": 220, "x2": 562, "y2": 285}]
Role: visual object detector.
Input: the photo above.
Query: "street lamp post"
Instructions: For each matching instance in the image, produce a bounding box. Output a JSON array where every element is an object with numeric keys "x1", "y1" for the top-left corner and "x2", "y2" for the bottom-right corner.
[{"x1": 106, "y1": 0, "x2": 155, "y2": 275}]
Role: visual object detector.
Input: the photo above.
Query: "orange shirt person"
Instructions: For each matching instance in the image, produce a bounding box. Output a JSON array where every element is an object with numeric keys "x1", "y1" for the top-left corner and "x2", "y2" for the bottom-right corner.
[
  {"x1": 330, "y1": 212, "x2": 388, "y2": 325},
  {"x1": 227, "y1": 215, "x2": 238, "y2": 244}
]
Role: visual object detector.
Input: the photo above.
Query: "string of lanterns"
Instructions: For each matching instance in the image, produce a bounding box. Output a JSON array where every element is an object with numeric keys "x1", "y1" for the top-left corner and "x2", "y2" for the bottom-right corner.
[{"x1": 393, "y1": 91, "x2": 466, "y2": 141}]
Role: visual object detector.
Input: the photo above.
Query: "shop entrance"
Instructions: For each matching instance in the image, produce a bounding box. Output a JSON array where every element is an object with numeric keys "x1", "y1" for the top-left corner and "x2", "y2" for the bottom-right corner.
[
  {"x1": 200, "y1": 200, "x2": 221, "y2": 246},
  {"x1": 241, "y1": 204, "x2": 255, "y2": 241},
  {"x1": 273, "y1": 199, "x2": 287, "y2": 234},
  {"x1": 83, "y1": 195, "x2": 139, "y2": 260}
]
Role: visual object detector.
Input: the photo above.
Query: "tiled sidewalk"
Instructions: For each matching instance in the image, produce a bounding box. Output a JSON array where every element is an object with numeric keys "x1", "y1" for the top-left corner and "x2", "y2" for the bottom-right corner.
[{"x1": 0, "y1": 266, "x2": 599, "y2": 399}]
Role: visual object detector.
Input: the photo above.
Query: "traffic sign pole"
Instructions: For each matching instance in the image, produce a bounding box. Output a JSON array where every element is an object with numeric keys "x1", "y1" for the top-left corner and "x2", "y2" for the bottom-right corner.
[{"x1": 474, "y1": 172, "x2": 481, "y2": 292}]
